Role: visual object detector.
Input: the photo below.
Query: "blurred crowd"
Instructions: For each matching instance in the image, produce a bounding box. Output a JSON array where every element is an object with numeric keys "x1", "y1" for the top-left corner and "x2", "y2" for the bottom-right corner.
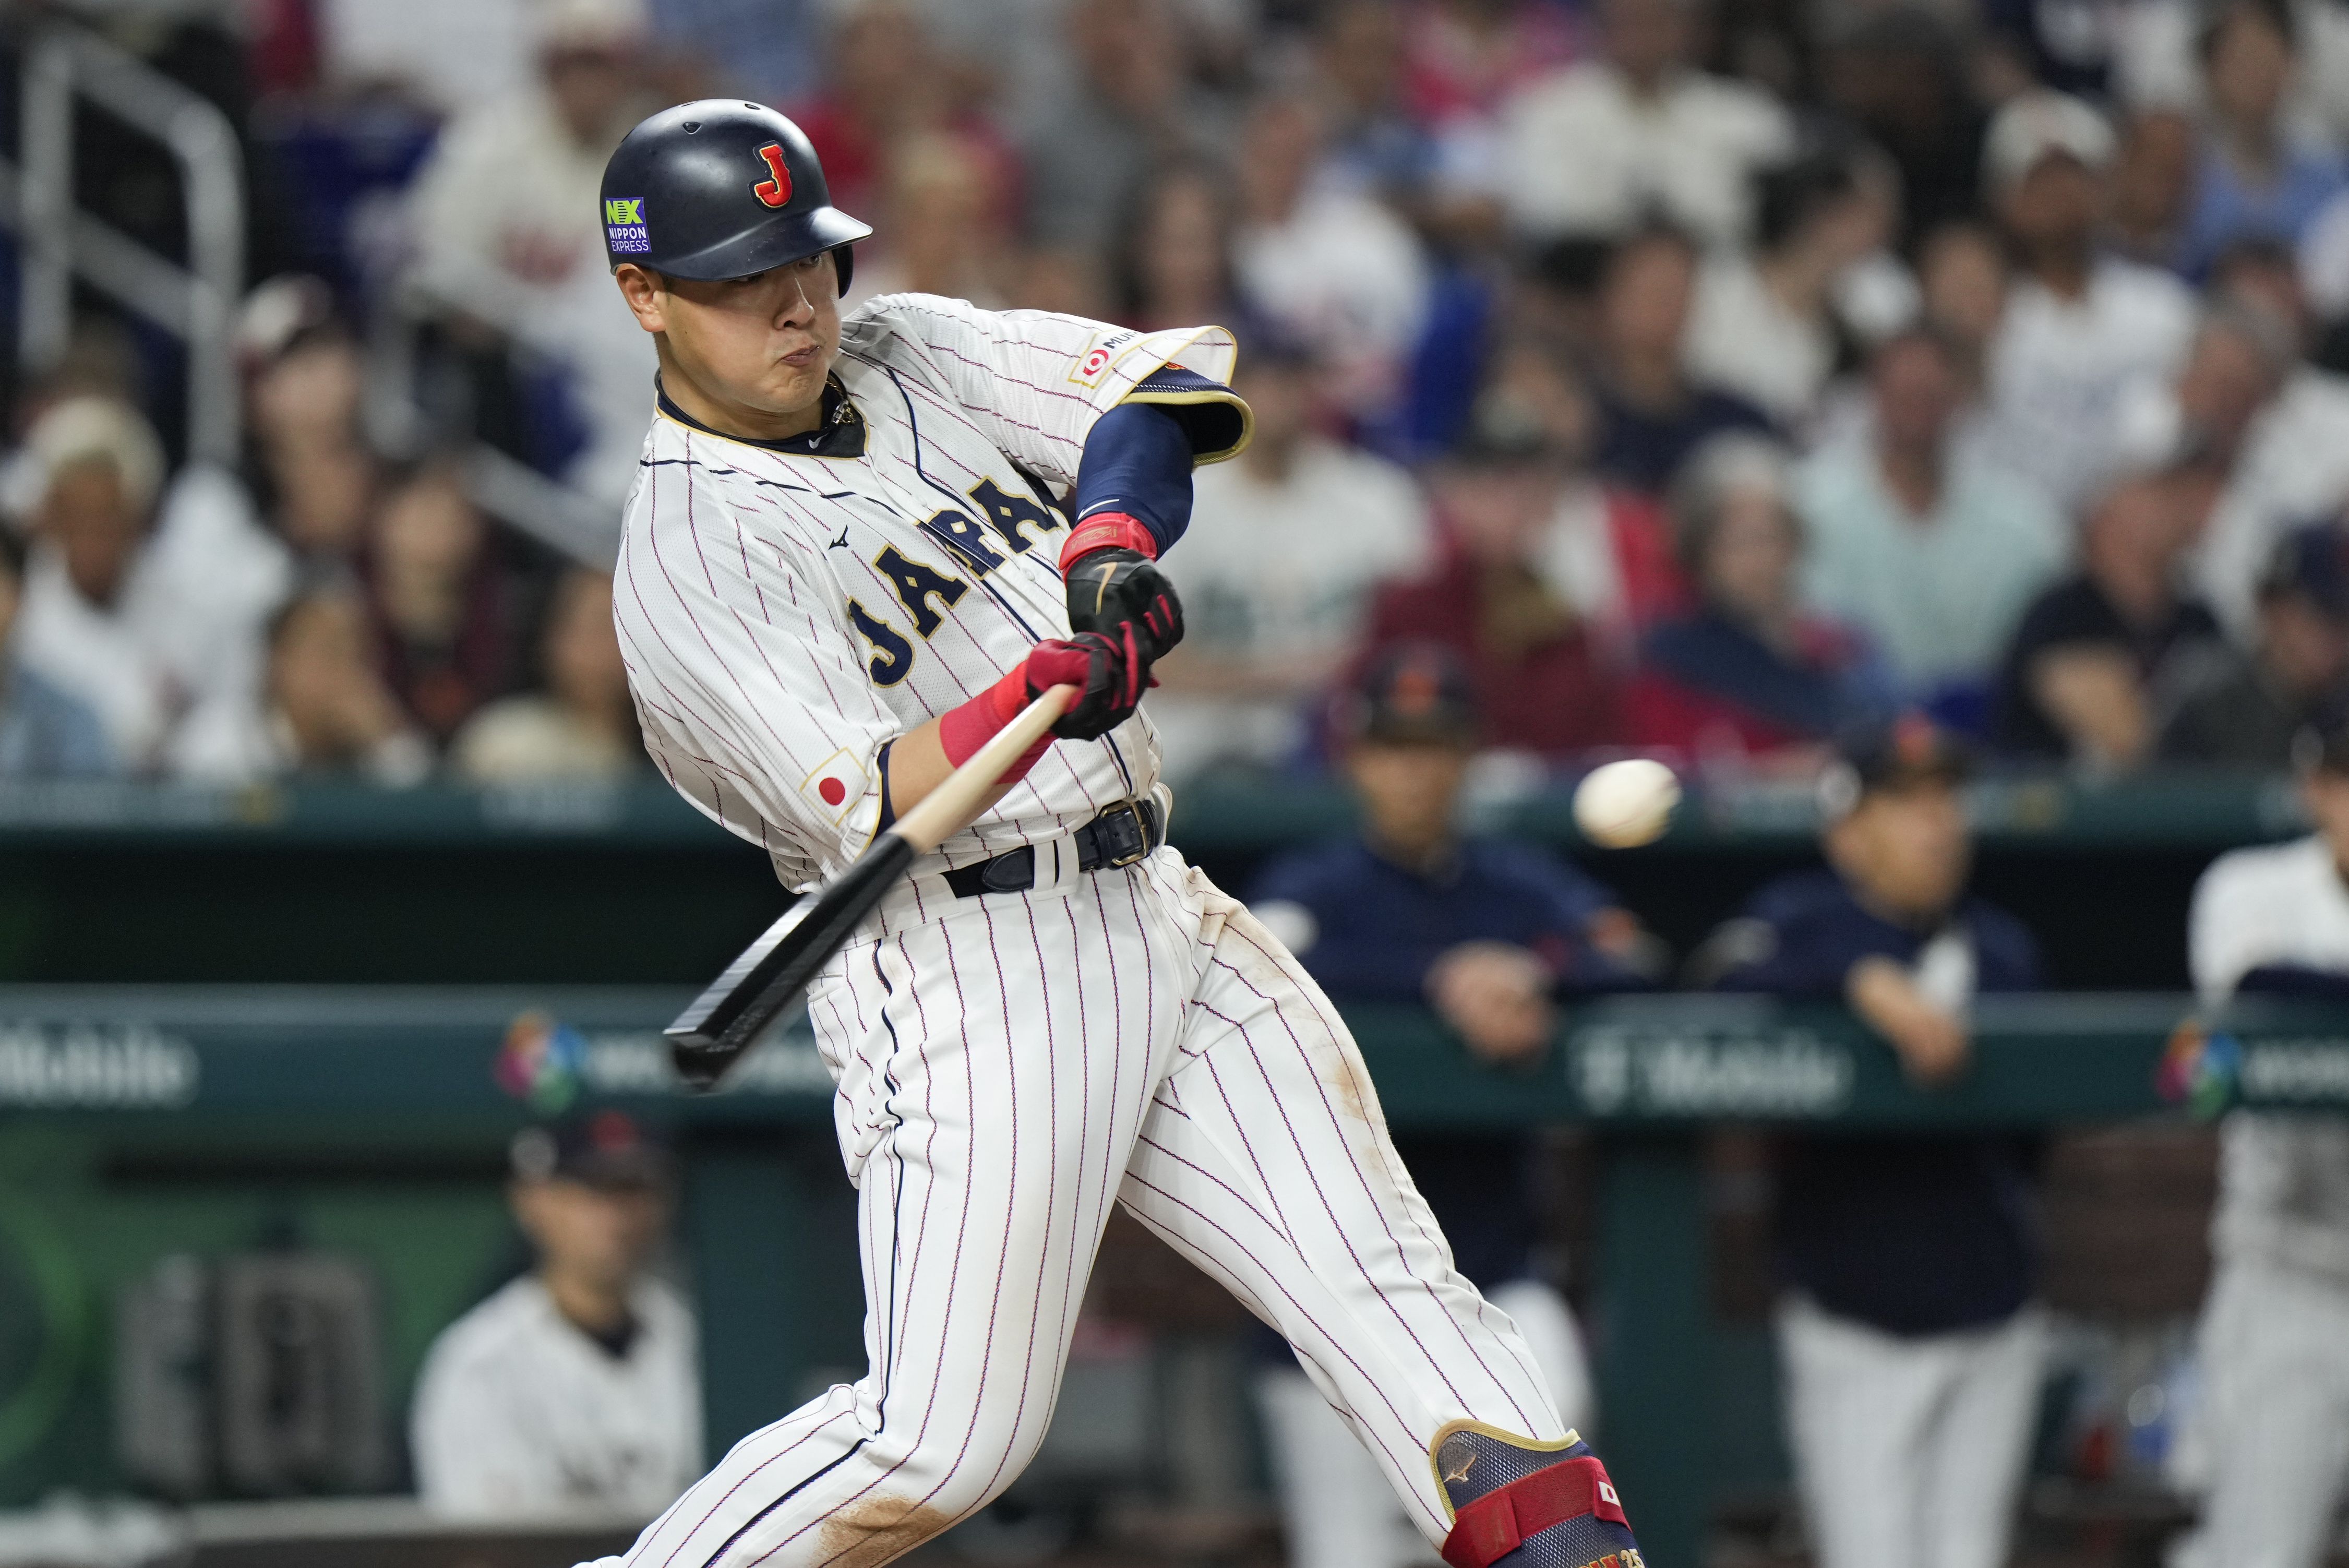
[{"x1": 11, "y1": 0, "x2": 2349, "y2": 788}]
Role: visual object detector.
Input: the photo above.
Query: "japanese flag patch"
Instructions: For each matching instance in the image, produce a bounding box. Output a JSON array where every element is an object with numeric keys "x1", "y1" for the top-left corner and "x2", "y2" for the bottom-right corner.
[{"x1": 800, "y1": 749, "x2": 870, "y2": 826}]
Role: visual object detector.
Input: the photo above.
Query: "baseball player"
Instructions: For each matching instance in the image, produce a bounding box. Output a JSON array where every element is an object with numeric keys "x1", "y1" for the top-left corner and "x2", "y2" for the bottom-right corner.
[
  {"x1": 582, "y1": 101, "x2": 1642, "y2": 1568},
  {"x1": 2172, "y1": 712, "x2": 2349, "y2": 1568}
]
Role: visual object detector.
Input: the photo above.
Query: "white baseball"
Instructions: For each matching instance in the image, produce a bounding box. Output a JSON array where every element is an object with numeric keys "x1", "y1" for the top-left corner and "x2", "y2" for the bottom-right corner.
[{"x1": 1572, "y1": 758, "x2": 1682, "y2": 848}]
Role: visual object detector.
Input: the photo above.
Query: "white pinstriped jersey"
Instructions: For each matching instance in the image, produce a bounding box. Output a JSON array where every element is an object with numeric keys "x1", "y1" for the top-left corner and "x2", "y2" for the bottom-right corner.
[
  {"x1": 613, "y1": 293, "x2": 1242, "y2": 893},
  {"x1": 591, "y1": 288, "x2": 1589, "y2": 1568}
]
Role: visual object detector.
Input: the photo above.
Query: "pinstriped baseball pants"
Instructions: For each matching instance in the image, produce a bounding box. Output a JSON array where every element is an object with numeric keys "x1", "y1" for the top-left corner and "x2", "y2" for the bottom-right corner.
[{"x1": 590, "y1": 848, "x2": 1565, "y2": 1568}]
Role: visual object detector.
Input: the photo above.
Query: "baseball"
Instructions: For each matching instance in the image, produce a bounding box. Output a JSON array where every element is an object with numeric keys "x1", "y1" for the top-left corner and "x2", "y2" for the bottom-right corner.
[{"x1": 1573, "y1": 758, "x2": 1682, "y2": 848}]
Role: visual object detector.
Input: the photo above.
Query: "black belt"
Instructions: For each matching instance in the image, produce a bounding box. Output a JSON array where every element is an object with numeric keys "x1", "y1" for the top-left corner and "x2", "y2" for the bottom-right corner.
[{"x1": 944, "y1": 798, "x2": 1165, "y2": 898}]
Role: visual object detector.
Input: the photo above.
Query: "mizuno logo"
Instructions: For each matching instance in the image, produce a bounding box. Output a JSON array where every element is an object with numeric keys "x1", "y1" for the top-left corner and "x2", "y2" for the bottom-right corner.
[{"x1": 830, "y1": 528, "x2": 851, "y2": 549}]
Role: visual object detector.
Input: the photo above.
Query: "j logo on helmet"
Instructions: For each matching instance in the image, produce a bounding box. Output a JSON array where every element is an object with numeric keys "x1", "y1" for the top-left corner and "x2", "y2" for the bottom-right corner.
[{"x1": 752, "y1": 143, "x2": 794, "y2": 208}]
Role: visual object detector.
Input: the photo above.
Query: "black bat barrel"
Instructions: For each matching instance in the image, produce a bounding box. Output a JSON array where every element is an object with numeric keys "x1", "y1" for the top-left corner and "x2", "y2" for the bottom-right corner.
[{"x1": 666, "y1": 832, "x2": 918, "y2": 1090}]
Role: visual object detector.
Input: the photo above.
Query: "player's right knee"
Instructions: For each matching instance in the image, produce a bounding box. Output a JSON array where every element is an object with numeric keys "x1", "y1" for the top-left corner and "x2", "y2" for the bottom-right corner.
[{"x1": 1432, "y1": 1423, "x2": 1644, "y2": 1568}]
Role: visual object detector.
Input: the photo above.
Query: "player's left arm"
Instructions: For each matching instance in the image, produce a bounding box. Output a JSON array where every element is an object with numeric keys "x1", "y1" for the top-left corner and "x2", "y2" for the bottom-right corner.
[{"x1": 866, "y1": 294, "x2": 1251, "y2": 650}]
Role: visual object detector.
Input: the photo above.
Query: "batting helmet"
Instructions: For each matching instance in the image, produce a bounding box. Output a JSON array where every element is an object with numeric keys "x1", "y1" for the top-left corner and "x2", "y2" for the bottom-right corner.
[{"x1": 600, "y1": 100, "x2": 872, "y2": 292}]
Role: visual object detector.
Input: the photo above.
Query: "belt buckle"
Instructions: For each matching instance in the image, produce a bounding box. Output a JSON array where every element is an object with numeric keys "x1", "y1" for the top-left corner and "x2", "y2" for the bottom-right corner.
[{"x1": 1099, "y1": 801, "x2": 1153, "y2": 868}]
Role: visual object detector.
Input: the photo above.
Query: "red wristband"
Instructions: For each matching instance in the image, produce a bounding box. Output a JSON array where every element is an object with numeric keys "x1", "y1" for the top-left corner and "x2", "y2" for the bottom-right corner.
[
  {"x1": 938, "y1": 659, "x2": 1053, "y2": 783},
  {"x1": 1059, "y1": 511, "x2": 1157, "y2": 572}
]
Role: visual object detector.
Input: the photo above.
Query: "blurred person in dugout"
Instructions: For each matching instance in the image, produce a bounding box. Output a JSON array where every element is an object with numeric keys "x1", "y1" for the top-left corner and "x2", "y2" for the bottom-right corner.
[
  {"x1": 1246, "y1": 645, "x2": 1657, "y2": 1568},
  {"x1": 1697, "y1": 716, "x2": 2048, "y2": 1568},
  {"x1": 404, "y1": 0, "x2": 659, "y2": 505},
  {"x1": 452, "y1": 567, "x2": 644, "y2": 783},
  {"x1": 413, "y1": 1111, "x2": 701, "y2": 1519},
  {"x1": 1148, "y1": 332, "x2": 1432, "y2": 781},
  {"x1": 2174, "y1": 707, "x2": 2349, "y2": 1568}
]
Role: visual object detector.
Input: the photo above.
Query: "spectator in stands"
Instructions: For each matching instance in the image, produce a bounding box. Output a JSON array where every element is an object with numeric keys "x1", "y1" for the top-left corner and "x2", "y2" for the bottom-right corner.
[
  {"x1": 1587, "y1": 225, "x2": 1776, "y2": 496},
  {"x1": 1913, "y1": 221, "x2": 2008, "y2": 404},
  {"x1": 843, "y1": 131, "x2": 1016, "y2": 308},
  {"x1": 1314, "y1": 0, "x2": 1507, "y2": 250},
  {"x1": 1810, "y1": 8, "x2": 1982, "y2": 248},
  {"x1": 2107, "y1": 108, "x2": 2198, "y2": 268},
  {"x1": 1399, "y1": 0, "x2": 1579, "y2": 141},
  {"x1": 1466, "y1": 342, "x2": 1684, "y2": 654},
  {"x1": 453, "y1": 568, "x2": 641, "y2": 784},
  {"x1": 413, "y1": 1112, "x2": 701, "y2": 1519},
  {"x1": 1366, "y1": 409, "x2": 1625, "y2": 758},
  {"x1": 1797, "y1": 328, "x2": 2068, "y2": 706},
  {"x1": 2178, "y1": 0, "x2": 2346, "y2": 281},
  {"x1": 1112, "y1": 160, "x2": 1242, "y2": 332},
  {"x1": 1249, "y1": 645, "x2": 1652, "y2": 1568},
  {"x1": 0, "y1": 532, "x2": 111, "y2": 778},
  {"x1": 2174, "y1": 709, "x2": 2349, "y2": 1568},
  {"x1": 172, "y1": 577, "x2": 432, "y2": 786},
  {"x1": 2162, "y1": 523, "x2": 2349, "y2": 769},
  {"x1": 1150, "y1": 336, "x2": 1431, "y2": 780},
  {"x1": 1980, "y1": 91, "x2": 2197, "y2": 518},
  {"x1": 1232, "y1": 94, "x2": 1430, "y2": 430},
  {"x1": 2158, "y1": 299, "x2": 2349, "y2": 633},
  {"x1": 1498, "y1": 0, "x2": 1792, "y2": 246},
  {"x1": 1313, "y1": 1, "x2": 1437, "y2": 205},
  {"x1": 788, "y1": 1, "x2": 977, "y2": 231},
  {"x1": 241, "y1": 284, "x2": 377, "y2": 563},
  {"x1": 14, "y1": 398, "x2": 182, "y2": 769},
  {"x1": 1627, "y1": 436, "x2": 1889, "y2": 764},
  {"x1": 405, "y1": 0, "x2": 659, "y2": 505},
  {"x1": 1700, "y1": 716, "x2": 2047, "y2": 1568},
  {"x1": 365, "y1": 463, "x2": 516, "y2": 745},
  {"x1": 1021, "y1": 0, "x2": 1230, "y2": 257},
  {"x1": 1685, "y1": 143, "x2": 1909, "y2": 434},
  {"x1": 1991, "y1": 473, "x2": 2225, "y2": 767}
]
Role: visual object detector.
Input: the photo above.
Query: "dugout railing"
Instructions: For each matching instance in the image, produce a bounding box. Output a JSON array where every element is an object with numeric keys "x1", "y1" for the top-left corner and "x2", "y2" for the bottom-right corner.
[{"x1": 0, "y1": 983, "x2": 2333, "y2": 1567}]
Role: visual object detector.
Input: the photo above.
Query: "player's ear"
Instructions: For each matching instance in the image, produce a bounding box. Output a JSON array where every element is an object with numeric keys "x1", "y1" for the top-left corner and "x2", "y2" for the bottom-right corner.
[{"x1": 615, "y1": 264, "x2": 668, "y2": 333}]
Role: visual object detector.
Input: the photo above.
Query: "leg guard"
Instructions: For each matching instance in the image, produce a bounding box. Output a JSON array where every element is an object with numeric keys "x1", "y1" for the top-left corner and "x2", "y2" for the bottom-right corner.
[{"x1": 1433, "y1": 1423, "x2": 1645, "y2": 1568}]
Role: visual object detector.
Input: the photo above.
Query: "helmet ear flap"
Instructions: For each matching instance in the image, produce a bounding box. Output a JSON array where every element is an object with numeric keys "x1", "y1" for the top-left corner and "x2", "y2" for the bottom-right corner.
[{"x1": 833, "y1": 244, "x2": 855, "y2": 297}]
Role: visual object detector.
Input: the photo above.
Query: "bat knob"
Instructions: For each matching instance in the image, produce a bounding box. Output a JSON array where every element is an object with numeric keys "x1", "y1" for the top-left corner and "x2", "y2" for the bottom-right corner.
[{"x1": 668, "y1": 1035, "x2": 733, "y2": 1093}]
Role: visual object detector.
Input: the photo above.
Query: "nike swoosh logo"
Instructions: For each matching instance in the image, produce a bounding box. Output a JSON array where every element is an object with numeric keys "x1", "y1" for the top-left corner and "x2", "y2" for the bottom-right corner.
[{"x1": 1092, "y1": 561, "x2": 1116, "y2": 615}]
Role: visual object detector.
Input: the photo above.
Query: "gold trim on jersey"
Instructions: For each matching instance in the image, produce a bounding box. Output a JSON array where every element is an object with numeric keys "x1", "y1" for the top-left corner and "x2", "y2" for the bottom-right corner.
[{"x1": 1120, "y1": 382, "x2": 1255, "y2": 467}]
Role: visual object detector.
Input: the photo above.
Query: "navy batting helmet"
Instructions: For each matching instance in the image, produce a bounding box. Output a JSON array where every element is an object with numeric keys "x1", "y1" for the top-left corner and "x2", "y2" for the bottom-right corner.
[{"x1": 600, "y1": 100, "x2": 872, "y2": 292}]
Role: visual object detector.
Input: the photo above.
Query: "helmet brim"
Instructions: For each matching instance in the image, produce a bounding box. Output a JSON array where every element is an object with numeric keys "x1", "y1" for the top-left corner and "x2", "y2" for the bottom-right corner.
[{"x1": 637, "y1": 205, "x2": 874, "y2": 285}]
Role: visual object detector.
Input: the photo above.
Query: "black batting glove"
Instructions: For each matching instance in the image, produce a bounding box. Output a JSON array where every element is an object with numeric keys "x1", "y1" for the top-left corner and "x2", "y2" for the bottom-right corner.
[{"x1": 1065, "y1": 548, "x2": 1185, "y2": 665}]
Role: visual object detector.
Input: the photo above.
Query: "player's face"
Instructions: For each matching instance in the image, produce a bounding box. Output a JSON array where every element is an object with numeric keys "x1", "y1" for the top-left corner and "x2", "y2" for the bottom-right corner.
[
  {"x1": 1829, "y1": 779, "x2": 1971, "y2": 923},
  {"x1": 513, "y1": 1177, "x2": 670, "y2": 1293},
  {"x1": 1349, "y1": 740, "x2": 1472, "y2": 861},
  {"x1": 621, "y1": 253, "x2": 842, "y2": 426}
]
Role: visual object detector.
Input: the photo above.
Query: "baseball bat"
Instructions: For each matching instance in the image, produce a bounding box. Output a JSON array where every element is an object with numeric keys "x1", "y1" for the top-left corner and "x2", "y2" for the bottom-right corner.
[{"x1": 666, "y1": 684, "x2": 1079, "y2": 1090}]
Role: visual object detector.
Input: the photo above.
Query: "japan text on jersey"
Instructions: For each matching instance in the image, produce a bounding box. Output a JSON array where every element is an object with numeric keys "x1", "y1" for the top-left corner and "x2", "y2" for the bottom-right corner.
[{"x1": 612, "y1": 293, "x2": 1244, "y2": 892}]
